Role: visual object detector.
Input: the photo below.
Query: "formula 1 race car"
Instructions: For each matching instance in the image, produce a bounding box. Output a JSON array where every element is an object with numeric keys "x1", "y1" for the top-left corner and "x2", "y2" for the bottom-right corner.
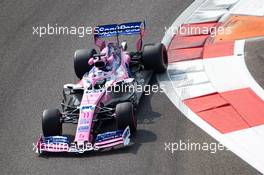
[{"x1": 36, "y1": 21, "x2": 168, "y2": 154}]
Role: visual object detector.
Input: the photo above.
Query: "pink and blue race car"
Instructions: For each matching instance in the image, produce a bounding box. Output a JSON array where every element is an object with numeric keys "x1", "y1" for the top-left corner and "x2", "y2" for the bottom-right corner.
[{"x1": 36, "y1": 21, "x2": 168, "y2": 154}]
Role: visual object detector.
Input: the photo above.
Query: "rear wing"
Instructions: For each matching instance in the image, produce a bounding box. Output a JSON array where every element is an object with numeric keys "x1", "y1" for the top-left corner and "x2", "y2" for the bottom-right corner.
[
  {"x1": 94, "y1": 21, "x2": 145, "y2": 38},
  {"x1": 94, "y1": 21, "x2": 145, "y2": 51}
]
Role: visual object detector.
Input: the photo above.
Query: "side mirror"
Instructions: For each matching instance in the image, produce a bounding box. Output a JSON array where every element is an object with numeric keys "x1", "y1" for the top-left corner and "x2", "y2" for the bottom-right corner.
[{"x1": 121, "y1": 41, "x2": 128, "y2": 51}]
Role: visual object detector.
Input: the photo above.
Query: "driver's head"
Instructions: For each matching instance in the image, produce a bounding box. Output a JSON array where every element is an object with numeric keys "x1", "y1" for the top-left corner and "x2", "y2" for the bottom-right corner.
[
  {"x1": 94, "y1": 48, "x2": 108, "y2": 70},
  {"x1": 91, "y1": 46, "x2": 114, "y2": 70}
]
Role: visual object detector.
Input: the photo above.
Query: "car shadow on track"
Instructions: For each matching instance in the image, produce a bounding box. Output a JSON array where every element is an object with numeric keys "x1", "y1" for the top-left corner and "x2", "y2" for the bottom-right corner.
[{"x1": 136, "y1": 76, "x2": 162, "y2": 125}]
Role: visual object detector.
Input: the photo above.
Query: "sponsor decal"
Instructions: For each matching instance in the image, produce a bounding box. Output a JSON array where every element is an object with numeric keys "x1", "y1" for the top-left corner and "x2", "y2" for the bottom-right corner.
[
  {"x1": 42, "y1": 136, "x2": 70, "y2": 144},
  {"x1": 81, "y1": 105, "x2": 96, "y2": 111},
  {"x1": 95, "y1": 130, "x2": 123, "y2": 142},
  {"x1": 79, "y1": 118, "x2": 89, "y2": 124},
  {"x1": 95, "y1": 22, "x2": 142, "y2": 38},
  {"x1": 78, "y1": 125, "x2": 89, "y2": 132}
]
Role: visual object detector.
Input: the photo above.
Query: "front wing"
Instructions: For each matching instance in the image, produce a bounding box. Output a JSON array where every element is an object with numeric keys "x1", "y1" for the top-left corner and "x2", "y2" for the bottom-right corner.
[{"x1": 36, "y1": 127, "x2": 130, "y2": 154}]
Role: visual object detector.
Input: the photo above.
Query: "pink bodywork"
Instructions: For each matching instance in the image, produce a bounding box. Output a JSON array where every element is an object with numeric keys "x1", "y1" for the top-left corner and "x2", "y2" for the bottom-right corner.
[
  {"x1": 75, "y1": 46, "x2": 131, "y2": 145},
  {"x1": 36, "y1": 20, "x2": 148, "y2": 153},
  {"x1": 36, "y1": 44, "x2": 132, "y2": 153}
]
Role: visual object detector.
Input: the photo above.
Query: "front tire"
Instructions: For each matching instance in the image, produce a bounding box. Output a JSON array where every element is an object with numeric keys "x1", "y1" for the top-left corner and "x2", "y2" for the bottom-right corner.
[
  {"x1": 142, "y1": 43, "x2": 168, "y2": 73},
  {"x1": 116, "y1": 102, "x2": 137, "y2": 135},
  {"x1": 42, "y1": 108, "x2": 62, "y2": 136},
  {"x1": 74, "y1": 49, "x2": 97, "y2": 79}
]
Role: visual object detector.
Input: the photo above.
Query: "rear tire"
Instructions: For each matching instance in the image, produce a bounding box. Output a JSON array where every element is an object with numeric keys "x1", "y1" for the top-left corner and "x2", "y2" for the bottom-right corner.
[
  {"x1": 42, "y1": 108, "x2": 62, "y2": 136},
  {"x1": 116, "y1": 102, "x2": 137, "y2": 135},
  {"x1": 74, "y1": 49, "x2": 97, "y2": 79},
  {"x1": 142, "y1": 43, "x2": 168, "y2": 73}
]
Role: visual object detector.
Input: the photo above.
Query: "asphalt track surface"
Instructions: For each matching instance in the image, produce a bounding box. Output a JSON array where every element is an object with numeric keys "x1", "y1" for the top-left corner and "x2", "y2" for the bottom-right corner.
[{"x1": 0, "y1": 0, "x2": 262, "y2": 174}]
